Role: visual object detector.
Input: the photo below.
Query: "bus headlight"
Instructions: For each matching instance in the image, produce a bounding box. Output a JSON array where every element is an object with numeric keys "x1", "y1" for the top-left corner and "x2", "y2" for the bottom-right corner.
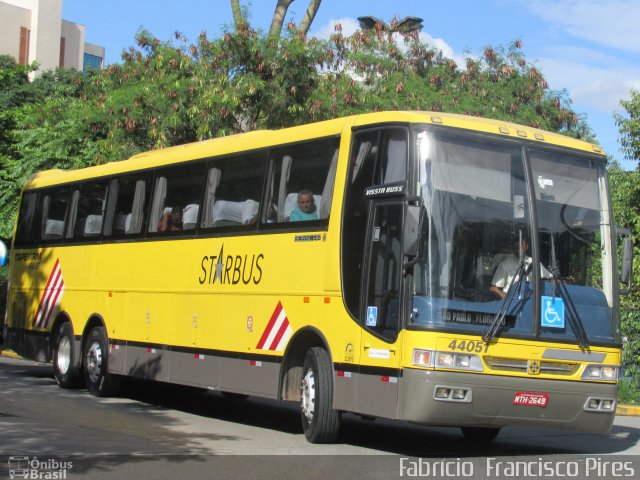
[
  {"x1": 435, "y1": 351, "x2": 483, "y2": 372},
  {"x1": 412, "y1": 349, "x2": 483, "y2": 371},
  {"x1": 581, "y1": 364, "x2": 619, "y2": 381}
]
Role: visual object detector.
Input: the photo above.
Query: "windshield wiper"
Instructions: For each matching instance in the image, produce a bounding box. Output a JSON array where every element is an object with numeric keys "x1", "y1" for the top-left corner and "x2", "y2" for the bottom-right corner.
[
  {"x1": 548, "y1": 235, "x2": 590, "y2": 350},
  {"x1": 482, "y1": 237, "x2": 532, "y2": 343},
  {"x1": 483, "y1": 260, "x2": 530, "y2": 343}
]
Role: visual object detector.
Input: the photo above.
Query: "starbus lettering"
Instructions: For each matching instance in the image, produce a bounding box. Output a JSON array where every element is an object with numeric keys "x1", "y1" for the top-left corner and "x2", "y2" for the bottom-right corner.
[{"x1": 199, "y1": 244, "x2": 264, "y2": 285}]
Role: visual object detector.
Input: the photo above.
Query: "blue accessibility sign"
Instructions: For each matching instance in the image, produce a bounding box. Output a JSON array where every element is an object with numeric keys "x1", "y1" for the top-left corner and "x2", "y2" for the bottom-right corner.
[
  {"x1": 366, "y1": 306, "x2": 378, "y2": 327},
  {"x1": 541, "y1": 296, "x2": 565, "y2": 328}
]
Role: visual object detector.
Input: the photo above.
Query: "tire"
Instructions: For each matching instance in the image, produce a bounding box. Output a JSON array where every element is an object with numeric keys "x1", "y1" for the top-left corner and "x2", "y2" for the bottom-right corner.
[
  {"x1": 460, "y1": 426, "x2": 501, "y2": 442},
  {"x1": 300, "y1": 347, "x2": 340, "y2": 443},
  {"x1": 83, "y1": 326, "x2": 120, "y2": 397},
  {"x1": 53, "y1": 322, "x2": 81, "y2": 388}
]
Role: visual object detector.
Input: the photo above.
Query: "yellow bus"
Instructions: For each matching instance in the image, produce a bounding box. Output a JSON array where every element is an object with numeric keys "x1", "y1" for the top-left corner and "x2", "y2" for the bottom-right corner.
[{"x1": 1, "y1": 111, "x2": 633, "y2": 443}]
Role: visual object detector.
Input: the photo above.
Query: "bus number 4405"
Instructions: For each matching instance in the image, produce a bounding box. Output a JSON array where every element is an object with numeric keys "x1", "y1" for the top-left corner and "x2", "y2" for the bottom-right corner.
[{"x1": 447, "y1": 339, "x2": 489, "y2": 353}]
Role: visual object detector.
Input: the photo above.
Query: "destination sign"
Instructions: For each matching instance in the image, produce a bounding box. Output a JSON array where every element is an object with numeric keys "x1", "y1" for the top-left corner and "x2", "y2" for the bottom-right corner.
[{"x1": 442, "y1": 309, "x2": 514, "y2": 327}]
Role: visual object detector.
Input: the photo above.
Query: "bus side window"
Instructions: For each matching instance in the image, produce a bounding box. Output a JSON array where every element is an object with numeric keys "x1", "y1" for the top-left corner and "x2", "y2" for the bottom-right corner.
[
  {"x1": 103, "y1": 175, "x2": 151, "y2": 237},
  {"x1": 41, "y1": 188, "x2": 70, "y2": 242},
  {"x1": 265, "y1": 137, "x2": 339, "y2": 224},
  {"x1": 148, "y1": 163, "x2": 205, "y2": 234},
  {"x1": 14, "y1": 192, "x2": 39, "y2": 246},
  {"x1": 202, "y1": 153, "x2": 266, "y2": 229},
  {"x1": 67, "y1": 181, "x2": 109, "y2": 240}
]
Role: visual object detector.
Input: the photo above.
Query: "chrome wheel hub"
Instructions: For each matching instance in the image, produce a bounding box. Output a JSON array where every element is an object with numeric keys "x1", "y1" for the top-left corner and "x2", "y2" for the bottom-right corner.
[
  {"x1": 56, "y1": 335, "x2": 71, "y2": 374},
  {"x1": 85, "y1": 341, "x2": 103, "y2": 383},
  {"x1": 301, "y1": 368, "x2": 316, "y2": 422}
]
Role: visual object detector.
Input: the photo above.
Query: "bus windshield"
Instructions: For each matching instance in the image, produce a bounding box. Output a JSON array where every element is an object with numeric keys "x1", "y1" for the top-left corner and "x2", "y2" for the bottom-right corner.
[{"x1": 410, "y1": 129, "x2": 617, "y2": 345}]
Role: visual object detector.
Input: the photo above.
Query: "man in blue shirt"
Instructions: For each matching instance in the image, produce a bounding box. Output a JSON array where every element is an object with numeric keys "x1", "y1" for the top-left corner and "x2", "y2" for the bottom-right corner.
[{"x1": 290, "y1": 190, "x2": 318, "y2": 221}]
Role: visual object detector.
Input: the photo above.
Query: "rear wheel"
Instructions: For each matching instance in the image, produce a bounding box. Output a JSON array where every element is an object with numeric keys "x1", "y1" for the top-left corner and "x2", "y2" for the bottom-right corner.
[
  {"x1": 300, "y1": 347, "x2": 340, "y2": 443},
  {"x1": 83, "y1": 326, "x2": 120, "y2": 397},
  {"x1": 460, "y1": 426, "x2": 501, "y2": 442},
  {"x1": 53, "y1": 322, "x2": 81, "y2": 388}
]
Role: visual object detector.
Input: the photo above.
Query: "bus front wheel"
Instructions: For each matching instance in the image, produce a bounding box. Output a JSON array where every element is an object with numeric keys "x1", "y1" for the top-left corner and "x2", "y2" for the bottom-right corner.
[
  {"x1": 53, "y1": 322, "x2": 81, "y2": 388},
  {"x1": 300, "y1": 347, "x2": 340, "y2": 443},
  {"x1": 83, "y1": 326, "x2": 120, "y2": 397}
]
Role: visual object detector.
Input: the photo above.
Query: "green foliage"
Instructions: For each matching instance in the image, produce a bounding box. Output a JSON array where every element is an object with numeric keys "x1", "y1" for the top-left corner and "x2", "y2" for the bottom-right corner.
[
  {"x1": 615, "y1": 89, "x2": 640, "y2": 167},
  {"x1": 618, "y1": 377, "x2": 640, "y2": 403},
  {"x1": 608, "y1": 164, "x2": 640, "y2": 388}
]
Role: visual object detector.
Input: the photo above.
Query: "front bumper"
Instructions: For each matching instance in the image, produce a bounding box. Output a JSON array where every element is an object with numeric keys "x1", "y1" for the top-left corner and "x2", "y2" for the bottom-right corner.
[{"x1": 398, "y1": 368, "x2": 616, "y2": 434}]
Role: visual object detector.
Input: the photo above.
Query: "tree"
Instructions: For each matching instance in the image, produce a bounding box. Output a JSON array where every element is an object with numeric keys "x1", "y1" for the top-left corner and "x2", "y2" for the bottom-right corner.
[
  {"x1": 0, "y1": 21, "x2": 594, "y2": 238},
  {"x1": 608, "y1": 163, "x2": 640, "y2": 394},
  {"x1": 615, "y1": 89, "x2": 640, "y2": 169},
  {"x1": 231, "y1": 0, "x2": 322, "y2": 37}
]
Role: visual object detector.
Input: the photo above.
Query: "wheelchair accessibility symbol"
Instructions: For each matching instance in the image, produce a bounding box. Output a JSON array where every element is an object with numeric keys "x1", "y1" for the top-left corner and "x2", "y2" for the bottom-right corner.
[
  {"x1": 541, "y1": 296, "x2": 565, "y2": 328},
  {"x1": 366, "y1": 306, "x2": 378, "y2": 327}
]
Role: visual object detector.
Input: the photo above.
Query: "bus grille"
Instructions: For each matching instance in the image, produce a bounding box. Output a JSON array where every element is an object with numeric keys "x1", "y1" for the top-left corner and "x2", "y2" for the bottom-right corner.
[{"x1": 483, "y1": 356, "x2": 580, "y2": 376}]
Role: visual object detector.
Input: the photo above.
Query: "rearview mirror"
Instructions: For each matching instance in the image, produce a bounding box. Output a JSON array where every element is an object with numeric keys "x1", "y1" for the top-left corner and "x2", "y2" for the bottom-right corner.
[
  {"x1": 618, "y1": 228, "x2": 633, "y2": 295},
  {"x1": 403, "y1": 205, "x2": 421, "y2": 258}
]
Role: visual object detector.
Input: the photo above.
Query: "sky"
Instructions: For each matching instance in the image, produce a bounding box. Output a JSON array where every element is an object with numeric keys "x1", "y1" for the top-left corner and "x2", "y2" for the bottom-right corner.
[{"x1": 62, "y1": 0, "x2": 640, "y2": 170}]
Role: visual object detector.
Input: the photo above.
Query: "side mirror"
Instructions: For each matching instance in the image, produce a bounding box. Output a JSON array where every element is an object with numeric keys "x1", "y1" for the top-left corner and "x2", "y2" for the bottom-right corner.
[
  {"x1": 618, "y1": 228, "x2": 633, "y2": 295},
  {"x1": 0, "y1": 239, "x2": 7, "y2": 267},
  {"x1": 403, "y1": 205, "x2": 421, "y2": 258}
]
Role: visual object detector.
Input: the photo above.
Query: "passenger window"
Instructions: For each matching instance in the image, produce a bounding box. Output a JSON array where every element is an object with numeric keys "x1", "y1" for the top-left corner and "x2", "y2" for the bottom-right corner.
[
  {"x1": 148, "y1": 163, "x2": 205, "y2": 234},
  {"x1": 264, "y1": 137, "x2": 339, "y2": 224},
  {"x1": 103, "y1": 174, "x2": 152, "y2": 236},
  {"x1": 201, "y1": 153, "x2": 266, "y2": 229},
  {"x1": 67, "y1": 181, "x2": 109, "y2": 239},
  {"x1": 14, "y1": 192, "x2": 39, "y2": 246},
  {"x1": 41, "y1": 188, "x2": 70, "y2": 242}
]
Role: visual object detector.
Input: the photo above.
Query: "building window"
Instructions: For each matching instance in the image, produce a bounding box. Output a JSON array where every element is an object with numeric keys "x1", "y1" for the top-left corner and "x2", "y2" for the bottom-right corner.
[
  {"x1": 19, "y1": 27, "x2": 30, "y2": 65},
  {"x1": 83, "y1": 53, "x2": 102, "y2": 73}
]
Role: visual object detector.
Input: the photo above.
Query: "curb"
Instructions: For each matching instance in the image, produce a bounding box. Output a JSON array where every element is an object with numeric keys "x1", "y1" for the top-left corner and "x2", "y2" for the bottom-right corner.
[
  {"x1": 0, "y1": 348, "x2": 22, "y2": 360},
  {"x1": 617, "y1": 404, "x2": 640, "y2": 416}
]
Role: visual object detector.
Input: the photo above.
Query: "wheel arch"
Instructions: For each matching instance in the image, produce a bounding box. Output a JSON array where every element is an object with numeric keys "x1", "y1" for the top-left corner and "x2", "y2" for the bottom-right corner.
[
  {"x1": 49, "y1": 312, "x2": 77, "y2": 365},
  {"x1": 49, "y1": 312, "x2": 73, "y2": 349},
  {"x1": 81, "y1": 314, "x2": 107, "y2": 356},
  {"x1": 279, "y1": 326, "x2": 332, "y2": 401}
]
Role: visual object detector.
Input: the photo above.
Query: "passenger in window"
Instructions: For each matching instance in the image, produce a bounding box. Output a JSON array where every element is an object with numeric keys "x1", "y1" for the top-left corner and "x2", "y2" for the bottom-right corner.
[
  {"x1": 158, "y1": 206, "x2": 183, "y2": 232},
  {"x1": 290, "y1": 189, "x2": 318, "y2": 222}
]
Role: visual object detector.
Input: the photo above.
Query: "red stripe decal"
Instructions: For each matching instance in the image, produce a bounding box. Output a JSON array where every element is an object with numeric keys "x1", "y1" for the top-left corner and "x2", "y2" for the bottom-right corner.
[
  {"x1": 256, "y1": 301, "x2": 283, "y2": 349},
  {"x1": 40, "y1": 270, "x2": 63, "y2": 327},
  {"x1": 33, "y1": 259, "x2": 60, "y2": 327},
  {"x1": 268, "y1": 316, "x2": 290, "y2": 351},
  {"x1": 42, "y1": 278, "x2": 64, "y2": 328},
  {"x1": 33, "y1": 260, "x2": 61, "y2": 327}
]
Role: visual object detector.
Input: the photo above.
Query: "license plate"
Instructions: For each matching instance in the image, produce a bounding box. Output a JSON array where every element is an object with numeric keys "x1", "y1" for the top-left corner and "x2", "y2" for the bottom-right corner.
[{"x1": 513, "y1": 392, "x2": 549, "y2": 407}]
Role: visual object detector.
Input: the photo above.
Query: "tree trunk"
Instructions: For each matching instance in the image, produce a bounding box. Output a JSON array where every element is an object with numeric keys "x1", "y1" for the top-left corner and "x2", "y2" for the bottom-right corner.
[
  {"x1": 299, "y1": 0, "x2": 321, "y2": 36},
  {"x1": 268, "y1": 0, "x2": 295, "y2": 37},
  {"x1": 231, "y1": 0, "x2": 245, "y2": 29}
]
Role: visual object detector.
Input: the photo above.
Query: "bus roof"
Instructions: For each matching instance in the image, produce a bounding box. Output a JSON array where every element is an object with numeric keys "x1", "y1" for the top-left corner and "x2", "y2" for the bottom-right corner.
[{"x1": 24, "y1": 111, "x2": 605, "y2": 189}]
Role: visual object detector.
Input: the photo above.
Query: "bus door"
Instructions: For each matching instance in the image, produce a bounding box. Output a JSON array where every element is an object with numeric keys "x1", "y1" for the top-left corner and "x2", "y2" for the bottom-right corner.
[{"x1": 358, "y1": 201, "x2": 405, "y2": 418}]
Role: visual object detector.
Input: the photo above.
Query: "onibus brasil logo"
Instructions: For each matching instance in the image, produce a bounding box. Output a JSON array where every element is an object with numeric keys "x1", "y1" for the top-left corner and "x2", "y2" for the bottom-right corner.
[{"x1": 8, "y1": 456, "x2": 73, "y2": 479}]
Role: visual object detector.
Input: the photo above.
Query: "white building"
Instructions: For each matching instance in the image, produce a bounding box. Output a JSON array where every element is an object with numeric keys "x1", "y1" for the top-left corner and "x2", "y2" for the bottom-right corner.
[{"x1": 0, "y1": 0, "x2": 105, "y2": 75}]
